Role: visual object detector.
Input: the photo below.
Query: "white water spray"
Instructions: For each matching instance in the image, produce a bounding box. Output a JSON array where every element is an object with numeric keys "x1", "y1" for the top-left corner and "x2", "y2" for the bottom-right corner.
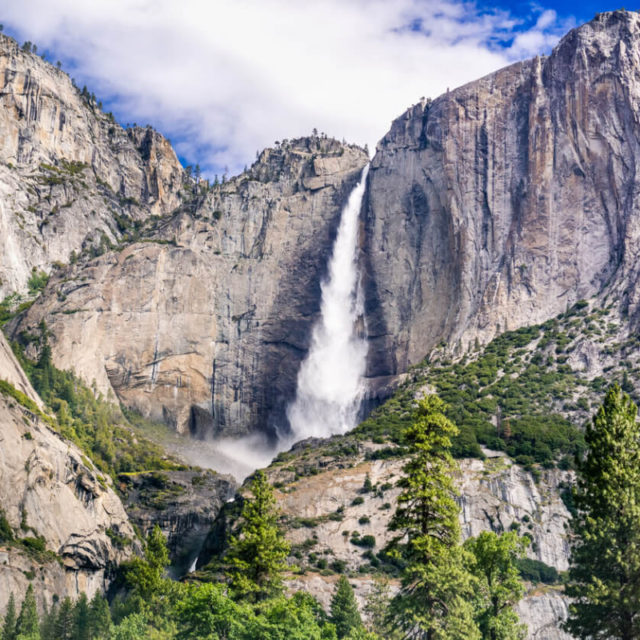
[{"x1": 286, "y1": 165, "x2": 369, "y2": 441}]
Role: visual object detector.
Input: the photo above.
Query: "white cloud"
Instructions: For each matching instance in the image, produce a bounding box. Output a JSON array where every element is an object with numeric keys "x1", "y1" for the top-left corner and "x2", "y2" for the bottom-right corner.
[{"x1": 1, "y1": 0, "x2": 569, "y2": 175}]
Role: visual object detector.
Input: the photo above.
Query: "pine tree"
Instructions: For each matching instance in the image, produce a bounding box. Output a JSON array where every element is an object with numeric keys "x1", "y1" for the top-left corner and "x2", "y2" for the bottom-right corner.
[
  {"x1": 330, "y1": 576, "x2": 363, "y2": 638},
  {"x1": 15, "y1": 585, "x2": 39, "y2": 640},
  {"x1": 363, "y1": 577, "x2": 395, "y2": 638},
  {"x1": 54, "y1": 598, "x2": 74, "y2": 640},
  {"x1": 2, "y1": 593, "x2": 17, "y2": 640},
  {"x1": 386, "y1": 396, "x2": 480, "y2": 640},
  {"x1": 88, "y1": 594, "x2": 111, "y2": 639},
  {"x1": 464, "y1": 531, "x2": 528, "y2": 640},
  {"x1": 40, "y1": 602, "x2": 57, "y2": 640},
  {"x1": 124, "y1": 525, "x2": 169, "y2": 599},
  {"x1": 565, "y1": 384, "x2": 640, "y2": 639},
  {"x1": 225, "y1": 470, "x2": 290, "y2": 602},
  {"x1": 72, "y1": 594, "x2": 90, "y2": 640}
]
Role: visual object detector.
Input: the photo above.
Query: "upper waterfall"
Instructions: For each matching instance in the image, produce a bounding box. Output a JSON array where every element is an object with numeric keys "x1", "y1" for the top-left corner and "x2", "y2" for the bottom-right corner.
[{"x1": 286, "y1": 165, "x2": 370, "y2": 441}]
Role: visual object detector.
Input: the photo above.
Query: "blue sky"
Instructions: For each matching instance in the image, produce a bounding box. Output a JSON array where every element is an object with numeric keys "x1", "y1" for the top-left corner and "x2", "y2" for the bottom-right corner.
[{"x1": 0, "y1": 1, "x2": 629, "y2": 176}]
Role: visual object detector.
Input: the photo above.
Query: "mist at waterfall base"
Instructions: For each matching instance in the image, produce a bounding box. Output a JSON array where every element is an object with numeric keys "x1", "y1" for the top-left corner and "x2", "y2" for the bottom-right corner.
[{"x1": 181, "y1": 167, "x2": 370, "y2": 480}]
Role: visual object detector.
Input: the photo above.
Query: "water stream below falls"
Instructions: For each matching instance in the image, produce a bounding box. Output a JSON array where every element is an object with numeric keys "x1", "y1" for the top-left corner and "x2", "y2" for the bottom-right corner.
[{"x1": 285, "y1": 164, "x2": 369, "y2": 443}]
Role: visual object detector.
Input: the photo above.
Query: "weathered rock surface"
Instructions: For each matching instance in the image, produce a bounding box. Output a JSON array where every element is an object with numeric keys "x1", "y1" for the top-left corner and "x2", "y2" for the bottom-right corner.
[
  {"x1": 270, "y1": 452, "x2": 571, "y2": 638},
  {"x1": 270, "y1": 455, "x2": 570, "y2": 572},
  {"x1": 362, "y1": 10, "x2": 640, "y2": 398},
  {"x1": 0, "y1": 33, "x2": 184, "y2": 296},
  {"x1": 516, "y1": 591, "x2": 573, "y2": 640},
  {"x1": 0, "y1": 333, "x2": 138, "y2": 613},
  {"x1": 11, "y1": 138, "x2": 368, "y2": 437},
  {"x1": 118, "y1": 469, "x2": 236, "y2": 576}
]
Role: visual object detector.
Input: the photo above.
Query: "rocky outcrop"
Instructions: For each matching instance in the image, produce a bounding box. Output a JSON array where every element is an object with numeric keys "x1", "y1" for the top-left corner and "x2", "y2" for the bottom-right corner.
[
  {"x1": 118, "y1": 469, "x2": 236, "y2": 576},
  {"x1": 362, "y1": 10, "x2": 640, "y2": 397},
  {"x1": 0, "y1": 333, "x2": 138, "y2": 613},
  {"x1": 268, "y1": 450, "x2": 571, "y2": 639},
  {"x1": 269, "y1": 454, "x2": 570, "y2": 572},
  {"x1": 11, "y1": 138, "x2": 368, "y2": 437},
  {"x1": 0, "y1": 33, "x2": 184, "y2": 297}
]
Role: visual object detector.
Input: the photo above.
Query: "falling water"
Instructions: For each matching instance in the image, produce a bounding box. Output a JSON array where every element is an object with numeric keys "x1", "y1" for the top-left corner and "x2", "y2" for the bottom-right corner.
[{"x1": 286, "y1": 165, "x2": 369, "y2": 442}]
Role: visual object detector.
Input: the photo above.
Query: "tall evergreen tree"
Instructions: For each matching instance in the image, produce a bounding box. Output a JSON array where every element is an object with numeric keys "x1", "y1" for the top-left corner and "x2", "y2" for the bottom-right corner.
[
  {"x1": 565, "y1": 384, "x2": 640, "y2": 639},
  {"x1": 225, "y1": 470, "x2": 290, "y2": 602},
  {"x1": 2, "y1": 594, "x2": 17, "y2": 640},
  {"x1": 15, "y1": 585, "x2": 39, "y2": 640},
  {"x1": 386, "y1": 396, "x2": 480, "y2": 640},
  {"x1": 54, "y1": 598, "x2": 74, "y2": 640},
  {"x1": 72, "y1": 594, "x2": 90, "y2": 640},
  {"x1": 330, "y1": 576, "x2": 363, "y2": 639},
  {"x1": 464, "y1": 531, "x2": 528, "y2": 640},
  {"x1": 88, "y1": 594, "x2": 111, "y2": 640},
  {"x1": 124, "y1": 525, "x2": 169, "y2": 600},
  {"x1": 39, "y1": 602, "x2": 57, "y2": 640}
]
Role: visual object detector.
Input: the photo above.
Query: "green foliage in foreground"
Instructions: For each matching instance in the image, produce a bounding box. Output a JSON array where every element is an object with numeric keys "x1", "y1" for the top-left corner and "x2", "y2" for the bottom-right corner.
[
  {"x1": 565, "y1": 384, "x2": 640, "y2": 639},
  {"x1": 225, "y1": 470, "x2": 291, "y2": 602},
  {"x1": 8, "y1": 327, "x2": 185, "y2": 480},
  {"x1": 386, "y1": 396, "x2": 480, "y2": 639},
  {"x1": 465, "y1": 532, "x2": 528, "y2": 640},
  {"x1": 386, "y1": 397, "x2": 529, "y2": 640},
  {"x1": 330, "y1": 576, "x2": 363, "y2": 638}
]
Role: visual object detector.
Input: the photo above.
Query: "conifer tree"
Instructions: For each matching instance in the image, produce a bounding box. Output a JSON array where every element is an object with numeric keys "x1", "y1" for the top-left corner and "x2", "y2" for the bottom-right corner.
[
  {"x1": 15, "y1": 585, "x2": 39, "y2": 640},
  {"x1": 386, "y1": 396, "x2": 480, "y2": 640},
  {"x1": 2, "y1": 594, "x2": 17, "y2": 640},
  {"x1": 54, "y1": 598, "x2": 74, "y2": 640},
  {"x1": 124, "y1": 525, "x2": 169, "y2": 600},
  {"x1": 330, "y1": 576, "x2": 363, "y2": 638},
  {"x1": 565, "y1": 384, "x2": 640, "y2": 639},
  {"x1": 88, "y1": 594, "x2": 111, "y2": 639},
  {"x1": 72, "y1": 594, "x2": 90, "y2": 640},
  {"x1": 225, "y1": 470, "x2": 290, "y2": 602},
  {"x1": 464, "y1": 531, "x2": 528, "y2": 640},
  {"x1": 39, "y1": 601, "x2": 57, "y2": 640},
  {"x1": 363, "y1": 577, "x2": 396, "y2": 638}
]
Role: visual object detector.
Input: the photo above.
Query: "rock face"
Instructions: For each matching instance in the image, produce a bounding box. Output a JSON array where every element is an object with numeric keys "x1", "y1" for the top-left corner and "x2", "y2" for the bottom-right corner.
[
  {"x1": 0, "y1": 333, "x2": 138, "y2": 613},
  {"x1": 362, "y1": 10, "x2": 640, "y2": 397},
  {"x1": 118, "y1": 469, "x2": 237, "y2": 576},
  {"x1": 0, "y1": 33, "x2": 184, "y2": 297},
  {"x1": 211, "y1": 445, "x2": 572, "y2": 639},
  {"x1": 270, "y1": 455, "x2": 570, "y2": 573},
  {"x1": 11, "y1": 138, "x2": 368, "y2": 437}
]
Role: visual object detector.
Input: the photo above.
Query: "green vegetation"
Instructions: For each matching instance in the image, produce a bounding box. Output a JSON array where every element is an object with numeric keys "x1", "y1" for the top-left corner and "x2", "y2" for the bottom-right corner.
[
  {"x1": 9, "y1": 326, "x2": 185, "y2": 481},
  {"x1": 515, "y1": 557, "x2": 559, "y2": 584},
  {"x1": 386, "y1": 396, "x2": 481, "y2": 639},
  {"x1": 465, "y1": 532, "x2": 528, "y2": 640},
  {"x1": 2, "y1": 593, "x2": 17, "y2": 640},
  {"x1": 385, "y1": 397, "x2": 529, "y2": 639},
  {"x1": 330, "y1": 576, "x2": 363, "y2": 638},
  {"x1": 0, "y1": 293, "x2": 37, "y2": 327},
  {"x1": 354, "y1": 308, "x2": 610, "y2": 467},
  {"x1": 565, "y1": 385, "x2": 640, "y2": 639},
  {"x1": 27, "y1": 269, "x2": 49, "y2": 295},
  {"x1": 225, "y1": 470, "x2": 291, "y2": 602}
]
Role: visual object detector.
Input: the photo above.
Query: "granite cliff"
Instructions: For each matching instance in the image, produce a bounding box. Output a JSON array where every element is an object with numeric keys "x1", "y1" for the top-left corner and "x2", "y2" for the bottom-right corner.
[
  {"x1": 362, "y1": 10, "x2": 640, "y2": 400},
  {"x1": 0, "y1": 332, "x2": 138, "y2": 612},
  {"x1": 0, "y1": 32, "x2": 184, "y2": 297},
  {"x1": 9, "y1": 137, "x2": 368, "y2": 437}
]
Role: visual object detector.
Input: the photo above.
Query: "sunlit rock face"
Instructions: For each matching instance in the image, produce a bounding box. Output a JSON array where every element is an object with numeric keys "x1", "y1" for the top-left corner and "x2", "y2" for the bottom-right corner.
[
  {"x1": 362, "y1": 10, "x2": 640, "y2": 398},
  {"x1": 0, "y1": 34, "x2": 184, "y2": 298},
  {"x1": 0, "y1": 333, "x2": 139, "y2": 613},
  {"x1": 11, "y1": 137, "x2": 368, "y2": 438}
]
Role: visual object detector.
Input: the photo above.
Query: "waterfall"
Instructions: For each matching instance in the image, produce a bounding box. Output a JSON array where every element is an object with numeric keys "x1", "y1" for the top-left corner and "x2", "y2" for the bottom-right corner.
[{"x1": 286, "y1": 165, "x2": 369, "y2": 441}]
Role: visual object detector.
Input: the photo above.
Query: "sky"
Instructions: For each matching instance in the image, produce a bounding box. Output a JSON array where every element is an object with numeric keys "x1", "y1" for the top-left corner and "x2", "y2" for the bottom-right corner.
[{"x1": 0, "y1": 0, "x2": 628, "y2": 176}]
